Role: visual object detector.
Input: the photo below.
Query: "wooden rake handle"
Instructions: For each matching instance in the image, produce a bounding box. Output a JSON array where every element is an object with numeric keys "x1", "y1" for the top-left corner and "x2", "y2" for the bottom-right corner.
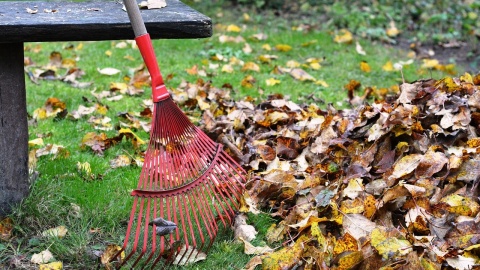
[{"x1": 123, "y1": 0, "x2": 169, "y2": 102}]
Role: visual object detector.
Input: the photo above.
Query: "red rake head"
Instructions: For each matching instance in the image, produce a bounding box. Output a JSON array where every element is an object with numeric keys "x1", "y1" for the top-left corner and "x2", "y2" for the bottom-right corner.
[{"x1": 117, "y1": 98, "x2": 246, "y2": 269}]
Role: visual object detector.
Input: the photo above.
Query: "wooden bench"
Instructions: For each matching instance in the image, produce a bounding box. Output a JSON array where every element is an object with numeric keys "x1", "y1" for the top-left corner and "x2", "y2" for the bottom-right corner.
[{"x1": 0, "y1": 0, "x2": 212, "y2": 216}]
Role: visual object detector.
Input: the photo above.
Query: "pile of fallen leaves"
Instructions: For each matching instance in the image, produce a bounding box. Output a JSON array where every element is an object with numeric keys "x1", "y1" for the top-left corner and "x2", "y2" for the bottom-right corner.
[{"x1": 182, "y1": 74, "x2": 480, "y2": 269}]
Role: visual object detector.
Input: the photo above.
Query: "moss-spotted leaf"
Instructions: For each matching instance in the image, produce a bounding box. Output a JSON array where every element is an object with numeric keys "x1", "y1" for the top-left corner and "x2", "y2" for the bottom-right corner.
[
  {"x1": 370, "y1": 228, "x2": 412, "y2": 259},
  {"x1": 440, "y1": 194, "x2": 480, "y2": 216},
  {"x1": 262, "y1": 234, "x2": 308, "y2": 270},
  {"x1": 333, "y1": 233, "x2": 358, "y2": 257}
]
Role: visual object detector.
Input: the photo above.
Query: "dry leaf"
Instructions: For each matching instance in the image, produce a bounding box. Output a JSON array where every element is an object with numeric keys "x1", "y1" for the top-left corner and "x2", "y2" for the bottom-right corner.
[
  {"x1": 239, "y1": 237, "x2": 274, "y2": 255},
  {"x1": 31, "y1": 249, "x2": 54, "y2": 264},
  {"x1": 172, "y1": 245, "x2": 207, "y2": 266},
  {"x1": 234, "y1": 214, "x2": 258, "y2": 242},
  {"x1": 97, "y1": 67, "x2": 121, "y2": 75},
  {"x1": 42, "y1": 226, "x2": 68, "y2": 238}
]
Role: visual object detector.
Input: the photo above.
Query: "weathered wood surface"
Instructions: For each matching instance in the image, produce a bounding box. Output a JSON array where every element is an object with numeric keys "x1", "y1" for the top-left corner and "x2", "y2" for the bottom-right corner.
[
  {"x1": 0, "y1": 43, "x2": 29, "y2": 216},
  {"x1": 0, "y1": 0, "x2": 212, "y2": 42}
]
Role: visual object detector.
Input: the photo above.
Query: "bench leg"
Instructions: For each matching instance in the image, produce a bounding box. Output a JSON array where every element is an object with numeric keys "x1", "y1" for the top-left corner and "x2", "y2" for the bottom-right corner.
[{"x1": 0, "y1": 42, "x2": 29, "y2": 216}]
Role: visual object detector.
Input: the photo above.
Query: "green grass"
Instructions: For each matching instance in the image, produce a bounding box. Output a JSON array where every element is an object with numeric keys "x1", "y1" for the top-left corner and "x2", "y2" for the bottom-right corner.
[{"x1": 1, "y1": 6, "x2": 464, "y2": 269}]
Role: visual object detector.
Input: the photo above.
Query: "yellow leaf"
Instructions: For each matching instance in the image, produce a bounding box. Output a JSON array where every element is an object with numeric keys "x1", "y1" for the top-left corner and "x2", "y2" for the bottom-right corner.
[
  {"x1": 360, "y1": 61, "x2": 371, "y2": 72},
  {"x1": 421, "y1": 59, "x2": 440, "y2": 69},
  {"x1": 334, "y1": 29, "x2": 353, "y2": 44},
  {"x1": 109, "y1": 82, "x2": 128, "y2": 93},
  {"x1": 266, "y1": 78, "x2": 281, "y2": 86},
  {"x1": 242, "y1": 62, "x2": 260, "y2": 72},
  {"x1": 42, "y1": 226, "x2": 68, "y2": 238},
  {"x1": 262, "y1": 44, "x2": 271, "y2": 51},
  {"x1": 386, "y1": 21, "x2": 400, "y2": 37},
  {"x1": 101, "y1": 244, "x2": 125, "y2": 265},
  {"x1": 460, "y1": 72, "x2": 473, "y2": 83},
  {"x1": 39, "y1": 261, "x2": 63, "y2": 270},
  {"x1": 105, "y1": 50, "x2": 112, "y2": 57},
  {"x1": 258, "y1": 54, "x2": 277, "y2": 63},
  {"x1": 382, "y1": 61, "x2": 394, "y2": 71},
  {"x1": 314, "y1": 80, "x2": 329, "y2": 87},
  {"x1": 241, "y1": 75, "x2": 256, "y2": 88},
  {"x1": 266, "y1": 222, "x2": 286, "y2": 244},
  {"x1": 440, "y1": 194, "x2": 480, "y2": 216},
  {"x1": 221, "y1": 64, "x2": 234, "y2": 73},
  {"x1": 371, "y1": 228, "x2": 412, "y2": 259},
  {"x1": 33, "y1": 108, "x2": 47, "y2": 120},
  {"x1": 301, "y1": 39, "x2": 317, "y2": 47},
  {"x1": 336, "y1": 251, "x2": 363, "y2": 270},
  {"x1": 226, "y1": 24, "x2": 241, "y2": 32},
  {"x1": 363, "y1": 195, "x2": 376, "y2": 219},
  {"x1": 310, "y1": 222, "x2": 326, "y2": 246},
  {"x1": 286, "y1": 60, "x2": 301, "y2": 68},
  {"x1": 77, "y1": 161, "x2": 92, "y2": 178},
  {"x1": 242, "y1": 13, "x2": 250, "y2": 22},
  {"x1": 333, "y1": 233, "x2": 358, "y2": 256},
  {"x1": 119, "y1": 128, "x2": 146, "y2": 147},
  {"x1": 309, "y1": 62, "x2": 321, "y2": 70},
  {"x1": 275, "y1": 44, "x2": 292, "y2": 52},
  {"x1": 262, "y1": 235, "x2": 309, "y2": 270},
  {"x1": 29, "y1": 138, "x2": 44, "y2": 147}
]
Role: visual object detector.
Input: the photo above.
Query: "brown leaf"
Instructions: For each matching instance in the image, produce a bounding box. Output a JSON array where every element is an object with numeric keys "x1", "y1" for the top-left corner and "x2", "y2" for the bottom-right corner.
[{"x1": 276, "y1": 137, "x2": 300, "y2": 159}]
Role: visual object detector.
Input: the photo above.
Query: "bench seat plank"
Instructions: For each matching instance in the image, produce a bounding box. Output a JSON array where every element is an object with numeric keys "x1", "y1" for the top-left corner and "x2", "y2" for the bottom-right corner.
[{"x1": 0, "y1": 0, "x2": 212, "y2": 42}]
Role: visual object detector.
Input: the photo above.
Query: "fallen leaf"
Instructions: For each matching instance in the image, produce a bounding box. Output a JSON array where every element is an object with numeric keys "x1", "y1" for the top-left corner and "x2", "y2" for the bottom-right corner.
[
  {"x1": 343, "y1": 213, "x2": 376, "y2": 240},
  {"x1": 100, "y1": 244, "x2": 124, "y2": 266},
  {"x1": 31, "y1": 249, "x2": 54, "y2": 264},
  {"x1": 0, "y1": 217, "x2": 14, "y2": 241},
  {"x1": 28, "y1": 138, "x2": 44, "y2": 147},
  {"x1": 355, "y1": 41, "x2": 366, "y2": 55},
  {"x1": 39, "y1": 261, "x2": 63, "y2": 270},
  {"x1": 370, "y1": 227, "x2": 412, "y2": 259},
  {"x1": 226, "y1": 24, "x2": 241, "y2": 32},
  {"x1": 275, "y1": 44, "x2": 292, "y2": 52},
  {"x1": 360, "y1": 61, "x2": 371, "y2": 72},
  {"x1": 97, "y1": 67, "x2": 121, "y2": 75},
  {"x1": 334, "y1": 29, "x2": 353, "y2": 44},
  {"x1": 109, "y1": 155, "x2": 131, "y2": 168},
  {"x1": 172, "y1": 245, "x2": 207, "y2": 266},
  {"x1": 42, "y1": 226, "x2": 68, "y2": 238},
  {"x1": 266, "y1": 78, "x2": 281, "y2": 86},
  {"x1": 234, "y1": 214, "x2": 258, "y2": 242},
  {"x1": 239, "y1": 237, "x2": 274, "y2": 255},
  {"x1": 262, "y1": 234, "x2": 308, "y2": 270}
]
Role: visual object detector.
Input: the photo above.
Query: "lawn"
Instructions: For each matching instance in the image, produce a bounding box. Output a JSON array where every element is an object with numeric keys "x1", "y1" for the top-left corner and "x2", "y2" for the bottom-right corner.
[{"x1": 0, "y1": 1, "x2": 473, "y2": 269}]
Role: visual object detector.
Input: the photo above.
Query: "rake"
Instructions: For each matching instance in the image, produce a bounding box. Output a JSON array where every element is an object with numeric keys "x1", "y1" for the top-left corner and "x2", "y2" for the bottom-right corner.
[{"x1": 113, "y1": 0, "x2": 246, "y2": 268}]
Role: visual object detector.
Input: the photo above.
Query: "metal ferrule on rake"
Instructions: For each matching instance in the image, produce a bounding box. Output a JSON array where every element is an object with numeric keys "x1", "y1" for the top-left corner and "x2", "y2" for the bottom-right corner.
[{"x1": 117, "y1": 0, "x2": 247, "y2": 268}]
